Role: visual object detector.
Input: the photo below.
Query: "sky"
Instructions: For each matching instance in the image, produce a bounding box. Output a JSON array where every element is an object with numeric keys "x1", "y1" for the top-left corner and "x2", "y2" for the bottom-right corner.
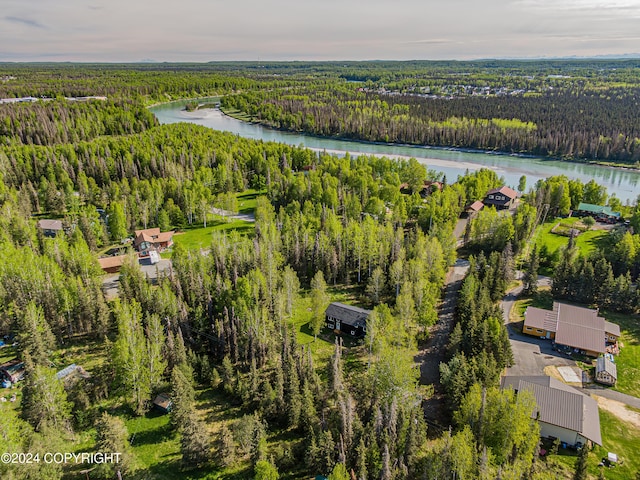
[{"x1": 2, "y1": 0, "x2": 640, "y2": 62}]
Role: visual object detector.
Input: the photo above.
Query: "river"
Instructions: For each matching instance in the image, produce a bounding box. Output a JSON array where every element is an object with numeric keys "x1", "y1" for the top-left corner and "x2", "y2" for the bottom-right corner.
[{"x1": 150, "y1": 99, "x2": 640, "y2": 203}]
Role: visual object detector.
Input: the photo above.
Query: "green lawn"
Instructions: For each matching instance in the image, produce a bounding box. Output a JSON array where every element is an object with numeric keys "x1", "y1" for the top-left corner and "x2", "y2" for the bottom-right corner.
[
  {"x1": 604, "y1": 311, "x2": 640, "y2": 398},
  {"x1": 126, "y1": 410, "x2": 182, "y2": 478},
  {"x1": 545, "y1": 409, "x2": 640, "y2": 480},
  {"x1": 236, "y1": 189, "x2": 264, "y2": 215},
  {"x1": 0, "y1": 344, "x2": 17, "y2": 364},
  {"x1": 172, "y1": 219, "x2": 254, "y2": 252},
  {"x1": 533, "y1": 217, "x2": 609, "y2": 273},
  {"x1": 290, "y1": 284, "x2": 367, "y2": 376}
]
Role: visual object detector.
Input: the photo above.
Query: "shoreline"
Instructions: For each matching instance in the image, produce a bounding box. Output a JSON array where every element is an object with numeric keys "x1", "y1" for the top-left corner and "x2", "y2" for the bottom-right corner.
[
  {"x1": 217, "y1": 107, "x2": 640, "y2": 172},
  {"x1": 147, "y1": 97, "x2": 640, "y2": 173}
]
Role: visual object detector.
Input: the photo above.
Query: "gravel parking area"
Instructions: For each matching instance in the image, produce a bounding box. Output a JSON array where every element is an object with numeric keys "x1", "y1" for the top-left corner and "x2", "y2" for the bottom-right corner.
[
  {"x1": 102, "y1": 258, "x2": 172, "y2": 298},
  {"x1": 505, "y1": 323, "x2": 577, "y2": 377}
]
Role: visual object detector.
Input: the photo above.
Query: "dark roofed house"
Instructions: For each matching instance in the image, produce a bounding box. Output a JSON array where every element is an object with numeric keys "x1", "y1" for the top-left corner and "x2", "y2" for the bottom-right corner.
[
  {"x1": 501, "y1": 375, "x2": 602, "y2": 446},
  {"x1": 325, "y1": 302, "x2": 371, "y2": 338},
  {"x1": 483, "y1": 186, "x2": 518, "y2": 210},
  {"x1": 37, "y1": 219, "x2": 64, "y2": 238}
]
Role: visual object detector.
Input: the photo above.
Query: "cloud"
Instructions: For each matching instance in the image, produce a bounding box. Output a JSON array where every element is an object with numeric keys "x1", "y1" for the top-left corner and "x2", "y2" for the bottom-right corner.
[
  {"x1": 5, "y1": 15, "x2": 47, "y2": 29},
  {"x1": 404, "y1": 39, "x2": 455, "y2": 45},
  {"x1": 513, "y1": 0, "x2": 640, "y2": 12}
]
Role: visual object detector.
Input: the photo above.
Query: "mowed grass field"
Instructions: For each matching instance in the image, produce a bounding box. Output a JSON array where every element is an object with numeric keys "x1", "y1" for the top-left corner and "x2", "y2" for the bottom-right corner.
[
  {"x1": 605, "y1": 311, "x2": 640, "y2": 398},
  {"x1": 172, "y1": 219, "x2": 254, "y2": 252},
  {"x1": 533, "y1": 217, "x2": 609, "y2": 273},
  {"x1": 169, "y1": 189, "x2": 263, "y2": 254}
]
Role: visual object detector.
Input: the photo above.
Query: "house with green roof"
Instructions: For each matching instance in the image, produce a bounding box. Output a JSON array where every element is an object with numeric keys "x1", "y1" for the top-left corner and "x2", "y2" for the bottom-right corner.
[{"x1": 575, "y1": 203, "x2": 620, "y2": 222}]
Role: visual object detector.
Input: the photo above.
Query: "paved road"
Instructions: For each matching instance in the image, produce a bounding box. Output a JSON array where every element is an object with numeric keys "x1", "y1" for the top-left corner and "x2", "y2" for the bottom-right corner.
[{"x1": 211, "y1": 207, "x2": 255, "y2": 222}]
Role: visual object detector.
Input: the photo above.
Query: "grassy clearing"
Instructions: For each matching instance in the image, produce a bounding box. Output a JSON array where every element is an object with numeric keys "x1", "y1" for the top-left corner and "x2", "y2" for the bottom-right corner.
[
  {"x1": 125, "y1": 410, "x2": 182, "y2": 477},
  {"x1": 172, "y1": 219, "x2": 254, "y2": 252},
  {"x1": 0, "y1": 344, "x2": 17, "y2": 364},
  {"x1": 603, "y1": 310, "x2": 640, "y2": 398},
  {"x1": 220, "y1": 107, "x2": 254, "y2": 122},
  {"x1": 510, "y1": 289, "x2": 553, "y2": 324},
  {"x1": 545, "y1": 410, "x2": 640, "y2": 480},
  {"x1": 533, "y1": 217, "x2": 609, "y2": 274},
  {"x1": 236, "y1": 189, "x2": 263, "y2": 214},
  {"x1": 49, "y1": 335, "x2": 108, "y2": 373}
]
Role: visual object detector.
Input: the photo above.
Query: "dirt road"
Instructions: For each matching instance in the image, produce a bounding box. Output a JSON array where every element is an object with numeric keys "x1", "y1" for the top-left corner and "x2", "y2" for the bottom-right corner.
[{"x1": 417, "y1": 258, "x2": 469, "y2": 430}]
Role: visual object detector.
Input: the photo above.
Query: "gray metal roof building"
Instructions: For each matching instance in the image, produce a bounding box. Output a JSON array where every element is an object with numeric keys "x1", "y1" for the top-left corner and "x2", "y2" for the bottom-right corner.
[
  {"x1": 524, "y1": 302, "x2": 620, "y2": 356},
  {"x1": 501, "y1": 375, "x2": 602, "y2": 446}
]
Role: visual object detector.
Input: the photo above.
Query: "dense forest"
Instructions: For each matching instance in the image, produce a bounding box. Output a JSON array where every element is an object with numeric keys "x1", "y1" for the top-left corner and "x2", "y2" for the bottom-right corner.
[
  {"x1": 221, "y1": 84, "x2": 640, "y2": 165},
  {"x1": 0, "y1": 63, "x2": 639, "y2": 480}
]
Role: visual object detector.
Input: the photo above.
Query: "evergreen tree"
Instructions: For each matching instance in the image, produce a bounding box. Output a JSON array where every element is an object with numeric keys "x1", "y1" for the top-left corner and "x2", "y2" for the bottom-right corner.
[
  {"x1": 21, "y1": 363, "x2": 72, "y2": 432},
  {"x1": 94, "y1": 412, "x2": 134, "y2": 479},
  {"x1": 522, "y1": 245, "x2": 539, "y2": 295},
  {"x1": 310, "y1": 270, "x2": 330, "y2": 337},
  {"x1": 328, "y1": 463, "x2": 351, "y2": 480},
  {"x1": 180, "y1": 410, "x2": 212, "y2": 466},
  {"x1": 112, "y1": 299, "x2": 150, "y2": 415},
  {"x1": 170, "y1": 364, "x2": 196, "y2": 428},
  {"x1": 217, "y1": 424, "x2": 236, "y2": 467},
  {"x1": 573, "y1": 443, "x2": 589, "y2": 480},
  {"x1": 17, "y1": 302, "x2": 55, "y2": 367}
]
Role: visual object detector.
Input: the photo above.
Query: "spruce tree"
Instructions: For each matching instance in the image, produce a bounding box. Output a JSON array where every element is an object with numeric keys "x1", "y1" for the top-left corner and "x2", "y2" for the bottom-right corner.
[
  {"x1": 522, "y1": 245, "x2": 539, "y2": 295},
  {"x1": 94, "y1": 412, "x2": 134, "y2": 478},
  {"x1": 573, "y1": 443, "x2": 588, "y2": 480},
  {"x1": 180, "y1": 410, "x2": 211, "y2": 466}
]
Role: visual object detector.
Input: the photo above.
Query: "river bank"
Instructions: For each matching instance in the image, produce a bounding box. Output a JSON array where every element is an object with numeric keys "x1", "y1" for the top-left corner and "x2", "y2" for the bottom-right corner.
[
  {"x1": 149, "y1": 99, "x2": 640, "y2": 202},
  {"x1": 219, "y1": 106, "x2": 640, "y2": 172}
]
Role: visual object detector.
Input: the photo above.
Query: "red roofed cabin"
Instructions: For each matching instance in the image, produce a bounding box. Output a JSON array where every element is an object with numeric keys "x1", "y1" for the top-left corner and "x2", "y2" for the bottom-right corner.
[
  {"x1": 133, "y1": 228, "x2": 174, "y2": 256},
  {"x1": 483, "y1": 186, "x2": 518, "y2": 210},
  {"x1": 465, "y1": 200, "x2": 485, "y2": 217}
]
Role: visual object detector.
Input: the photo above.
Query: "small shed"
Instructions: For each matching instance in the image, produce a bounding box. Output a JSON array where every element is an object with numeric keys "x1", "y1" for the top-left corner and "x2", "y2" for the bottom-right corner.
[
  {"x1": 595, "y1": 356, "x2": 617, "y2": 386},
  {"x1": 98, "y1": 254, "x2": 127, "y2": 274},
  {"x1": 0, "y1": 359, "x2": 25, "y2": 383},
  {"x1": 153, "y1": 393, "x2": 173, "y2": 414},
  {"x1": 465, "y1": 201, "x2": 485, "y2": 217},
  {"x1": 325, "y1": 302, "x2": 370, "y2": 338}
]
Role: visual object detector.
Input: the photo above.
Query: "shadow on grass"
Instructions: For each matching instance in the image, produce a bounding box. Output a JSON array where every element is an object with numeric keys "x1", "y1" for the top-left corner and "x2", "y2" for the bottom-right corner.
[
  {"x1": 299, "y1": 322, "x2": 364, "y2": 349},
  {"x1": 137, "y1": 459, "x2": 254, "y2": 480},
  {"x1": 129, "y1": 410, "x2": 176, "y2": 447}
]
